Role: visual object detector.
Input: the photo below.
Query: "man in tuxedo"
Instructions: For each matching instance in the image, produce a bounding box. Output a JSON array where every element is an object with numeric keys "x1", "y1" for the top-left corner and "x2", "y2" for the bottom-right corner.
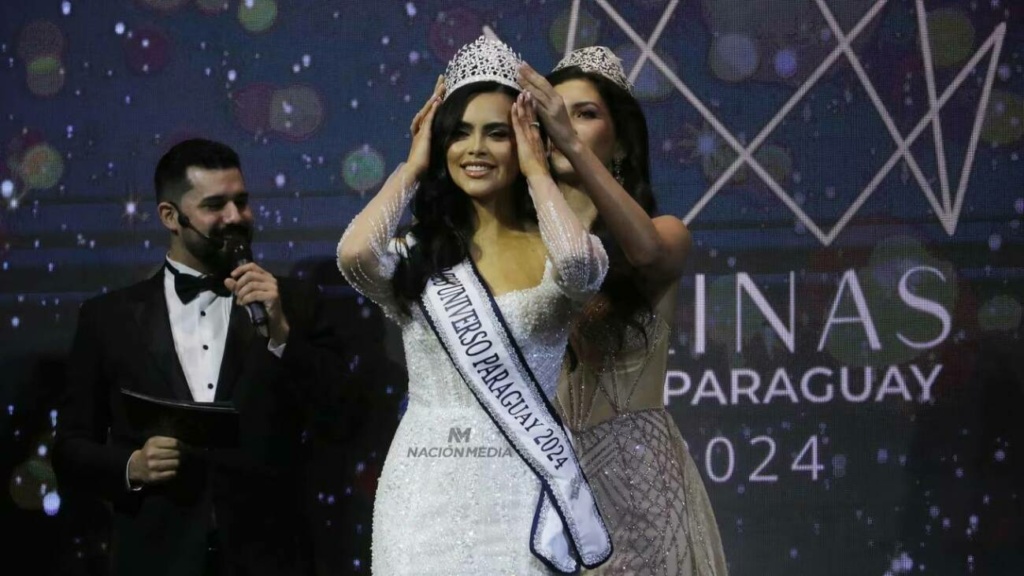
[{"x1": 54, "y1": 138, "x2": 348, "y2": 575}]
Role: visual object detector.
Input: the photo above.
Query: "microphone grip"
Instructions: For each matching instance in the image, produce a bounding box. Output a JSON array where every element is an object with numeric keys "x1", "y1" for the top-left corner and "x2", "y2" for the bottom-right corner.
[
  {"x1": 226, "y1": 241, "x2": 269, "y2": 336},
  {"x1": 236, "y1": 256, "x2": 269, "y2": 330},
  {"x1": 244, "y1": 293, "x2": 269, "y2": 329}
]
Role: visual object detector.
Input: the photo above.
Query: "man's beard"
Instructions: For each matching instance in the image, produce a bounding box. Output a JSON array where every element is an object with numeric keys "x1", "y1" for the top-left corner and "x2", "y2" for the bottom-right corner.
[{"x1": 183, "y1": 224, "x2": 252, "y2": 276}]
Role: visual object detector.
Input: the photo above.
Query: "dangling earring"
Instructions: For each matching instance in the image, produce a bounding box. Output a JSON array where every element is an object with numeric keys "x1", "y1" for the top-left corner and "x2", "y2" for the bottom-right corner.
[{"x1": 612, "y1": 158, "x2": 624, "y2": 185}]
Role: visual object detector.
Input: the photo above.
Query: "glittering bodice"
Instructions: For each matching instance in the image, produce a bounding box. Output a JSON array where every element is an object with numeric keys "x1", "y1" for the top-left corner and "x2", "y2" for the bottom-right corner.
[
  {"x1": 401, "y1": 263, "x2": 571, "y2": 408},
  {"x1": 369, "y1": 263, "x2": 579, "y2": 575}
]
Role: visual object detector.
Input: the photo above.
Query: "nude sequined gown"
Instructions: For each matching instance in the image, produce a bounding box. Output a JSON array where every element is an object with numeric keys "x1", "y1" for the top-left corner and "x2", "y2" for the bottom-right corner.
[{"x1": 557, "y1": 288, "x2": 729, "y2": 576}]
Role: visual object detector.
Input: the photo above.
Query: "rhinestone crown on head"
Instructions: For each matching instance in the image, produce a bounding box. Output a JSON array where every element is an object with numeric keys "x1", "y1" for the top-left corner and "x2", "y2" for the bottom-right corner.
[
  {"x1": 444, "y1": 36, "x2": 523, "y2": 99},
  {"x1": 553, "y1": 46, "x2": 633, "y2": 94}
]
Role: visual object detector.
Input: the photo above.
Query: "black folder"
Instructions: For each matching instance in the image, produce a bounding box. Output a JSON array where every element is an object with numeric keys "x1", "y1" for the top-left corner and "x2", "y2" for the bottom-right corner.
[{"x1": 120, "y1": 388, "x2": 240, "y2": 449}]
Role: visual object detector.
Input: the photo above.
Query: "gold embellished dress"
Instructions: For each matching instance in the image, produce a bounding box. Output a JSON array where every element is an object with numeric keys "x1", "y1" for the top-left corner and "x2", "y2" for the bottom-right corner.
[{"x1": 557, "y1": 287, "x2": 728, "y2": 576}]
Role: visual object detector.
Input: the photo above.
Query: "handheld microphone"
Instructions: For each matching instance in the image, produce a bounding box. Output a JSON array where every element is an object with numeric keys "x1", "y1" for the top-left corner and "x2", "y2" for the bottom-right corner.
[
  {"x1": 171, "y1": 204, "x2": 268, "y2": 337},
  {"x1": 224, "y1": 237, "x2": 270, "y2": 337}
]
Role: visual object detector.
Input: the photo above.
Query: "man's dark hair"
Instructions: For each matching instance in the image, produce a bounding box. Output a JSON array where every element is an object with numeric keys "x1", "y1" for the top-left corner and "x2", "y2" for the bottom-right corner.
[{"x1": 153, "y1": 138, "x2": 241, "y2": 204}]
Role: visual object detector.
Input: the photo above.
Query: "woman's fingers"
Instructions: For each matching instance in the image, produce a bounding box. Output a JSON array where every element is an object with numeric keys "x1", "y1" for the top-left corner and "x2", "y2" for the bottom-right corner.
[
  {"x1": 512, "y1": 95, "x2": 541, "y2": 151},
  {"x1": 517, "y1": 63, "x2": 546, "y2": 93},
  {"x1": 420, "y1": 98, "x2": 440, "y2": 134},
  {"x1": 410, "y1": 75, "x2": 445, "y2": 134},
  {"x1": 519, "y1": 63, "x2": 559, "y2": 107}
]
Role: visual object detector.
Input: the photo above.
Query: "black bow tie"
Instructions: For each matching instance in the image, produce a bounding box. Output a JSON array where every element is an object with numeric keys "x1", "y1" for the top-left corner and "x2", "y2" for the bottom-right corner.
[{"x1": 165, "y1": 263, "x2": 231, "y2": 303}]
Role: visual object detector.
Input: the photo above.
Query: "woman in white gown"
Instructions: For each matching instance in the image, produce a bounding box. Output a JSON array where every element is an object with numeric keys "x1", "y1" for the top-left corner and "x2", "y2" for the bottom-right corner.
[
  {"x1": 338, "y1": 37, "x2": 611, "y2": 575},
  {"x1": 518, "y1": 48, "x2": 729, "y2": 575}
]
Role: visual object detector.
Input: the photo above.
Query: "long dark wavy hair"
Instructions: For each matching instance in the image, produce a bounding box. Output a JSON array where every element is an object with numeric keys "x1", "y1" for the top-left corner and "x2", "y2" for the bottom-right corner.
[
  {"x1": 391, "y1": 82, "x2": 537, "y2": 307},
  {"x1": 546, "y1": 66, "x2": 658, "y2": 355}
]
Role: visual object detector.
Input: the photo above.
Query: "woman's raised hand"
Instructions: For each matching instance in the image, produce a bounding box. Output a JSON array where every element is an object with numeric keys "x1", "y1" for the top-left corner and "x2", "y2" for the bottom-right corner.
[
  {"x1": 518, "y1": 63, "x2": 576, "y2": 151},
  {"x1": 511, "y1": 92, "x2": 550, "y2": 181},
  {"x1": 406, "y1": 75, "x2": 445, "y2": 178}
]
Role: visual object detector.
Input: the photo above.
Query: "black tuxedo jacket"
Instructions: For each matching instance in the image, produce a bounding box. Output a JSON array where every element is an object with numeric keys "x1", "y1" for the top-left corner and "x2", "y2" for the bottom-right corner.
[{"x1": 54, "y1": 270, "x2": 349, "y2": 576}]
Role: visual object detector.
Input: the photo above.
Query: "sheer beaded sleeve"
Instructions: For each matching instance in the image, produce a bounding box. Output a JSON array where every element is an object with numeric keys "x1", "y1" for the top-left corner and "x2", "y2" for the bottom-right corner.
[
  {"x1": 336, "y1": 164, "x2": 417, "y2": 317},
  {"x1": 528, "y1": 179, "x2": 608, "y2": 302}
]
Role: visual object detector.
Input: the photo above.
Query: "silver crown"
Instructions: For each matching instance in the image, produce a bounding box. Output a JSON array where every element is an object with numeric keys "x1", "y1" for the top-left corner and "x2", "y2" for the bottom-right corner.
[
  {"x1": 552, "y1": 46, "x2": 633, "y2": 94},
  {"x1": 444, "y1": 36, "x2": 523, "y2": 99}
]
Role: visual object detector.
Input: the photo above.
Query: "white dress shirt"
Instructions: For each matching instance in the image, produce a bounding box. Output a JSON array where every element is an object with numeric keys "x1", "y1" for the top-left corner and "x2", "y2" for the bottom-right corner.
[
  {"x1": 126, "y1": 257, "x2": 286, "y2": 489},
  {"x1": 163, "y1": 259, "x2": 234, "y2": 402}
]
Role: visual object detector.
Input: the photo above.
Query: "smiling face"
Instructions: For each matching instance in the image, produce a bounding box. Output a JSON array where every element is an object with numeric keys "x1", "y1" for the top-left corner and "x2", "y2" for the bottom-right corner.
[
  {"x1": 550, "y1": 78, "x2": 620, "y2": 180},
  {"x1": 445, "y1": 91, "x2": 520, "y2": 203},
  {"x1": 163, "y1": 166, "x2": 253, "y2": 274}
]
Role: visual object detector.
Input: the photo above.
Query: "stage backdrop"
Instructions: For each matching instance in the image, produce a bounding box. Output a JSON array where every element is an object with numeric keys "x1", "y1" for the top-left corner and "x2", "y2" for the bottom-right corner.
[{"x1": 1, "y1": 1, "x2": 1021, "y2": 575}]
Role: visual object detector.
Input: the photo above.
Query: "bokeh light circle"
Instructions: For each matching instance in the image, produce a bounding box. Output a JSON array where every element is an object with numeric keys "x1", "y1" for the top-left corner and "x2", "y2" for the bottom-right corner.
[
  {"x1": 17, "y1": 20, "x2": 65, "y2": 61},
  {"x1": 5, "y1": 129, "x2": 47, "y2": 206},
  {"x1": 926, "y1": 8, "x2": 975, "y2": 69},
  {"x1": 428, "y1": 8, "x2": 482, "y2": 62},
  {"x1": 269, "y1": 85, "x2": 326, "y2": 141},
  {"x1": 19, "y1": 144, "x2": 65, "y2": 190},
  {"x1": 8, "y1": 458, "x2": 56, "y2": 511},
  {"x1": 708, "y1": 33, "x2": 759, "y2": 83},
  {"x1": 980, "y1": 89, "x2": 1024, "y2": 146},
  {"x1": 5, "y1": 129, "x2": 47, "y2": 171},
  {"x1": 26, "y1": 56, "x2": 66, "y2": 97},
  {"x1": 701, "y1": 142, "x2": 748, "y2": 185},
  {"x1": 549, "y1": 8, "x2": 601, "y2": 56},
  {"x1": 773, "y1": 48, "x2": 798, "y2": 79},
  {"x1": 233, "y1": 83, "x2": 277, "y2": 135},
  {"x1": 26, "y1": 55, "x2": 62, "y2": 76},
  {"x1": 342, "y1": 146, "x2": 386, "y2": 193},
  {"x1": 124, "y1": 24, "x2": 172, "y2": 75},
  {"x1": 754, "y1": 144, "x2": 793, "y2": 186},
  {"x1": 615, "y1": 44, "x2": 676, "y2": 101},
  {"x1": 978, "y1": 295, "x2": 1022, "y2": 332},
  {"x1": 238, "y1": 0, "x2": 279, "y2": 34}
]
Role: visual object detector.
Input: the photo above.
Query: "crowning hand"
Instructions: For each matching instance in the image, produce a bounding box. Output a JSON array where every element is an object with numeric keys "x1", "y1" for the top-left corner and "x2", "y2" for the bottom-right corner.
[
  {"x1": 511, "y1": 92, "x2": 550, "y2": 180},
  {"x1": 406, "y1": 75, "x2": 445, "y2": 178},
  {"x1": 517, "y1": 62, "x2": 576, "y2": 151}
]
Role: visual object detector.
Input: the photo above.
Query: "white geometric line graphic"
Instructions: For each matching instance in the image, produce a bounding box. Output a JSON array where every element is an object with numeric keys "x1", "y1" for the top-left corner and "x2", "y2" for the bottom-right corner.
[
  {"x1": 819, "y1": 0, "x2": 1005, "y2": 239},
  {"x1": 588, "y1": 0, "x2": 819, "y2": 237},
  {"x1": 557, "y1": 0, "x2": 1006, "y2": 245},
  {"x1": 624, "y1": 0, "x2": 680, "y2": 85},
  {"x1": 917, "y1": 0, "x2": 953, "y2": 215},
  {"x1": 562, "y1": 0, "x2": 582, "y2": 59},
  {"x1": 684, "y1": 0, "x2": 895, "y2": 239},
  {"x1": 947, "y1": 20, "x2": 1005, "y2": 231},
  {"x1": 811, "y1": 0, "x2": 947, "y2": 240}
]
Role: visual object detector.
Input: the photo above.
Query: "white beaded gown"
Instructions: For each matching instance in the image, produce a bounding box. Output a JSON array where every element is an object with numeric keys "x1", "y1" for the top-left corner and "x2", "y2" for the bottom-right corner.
[
  {"x1": 337, "y1": 168, "x2": 608, "y2": 575},
  {"x1": 558, "y1": 288, "x2": 729, "y2": 576}
]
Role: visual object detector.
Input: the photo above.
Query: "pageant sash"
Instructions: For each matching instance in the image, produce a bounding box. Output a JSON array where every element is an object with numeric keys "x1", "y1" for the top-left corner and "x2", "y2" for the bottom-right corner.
[{"x1": 418, "y1": 260, "x2": 611, "y2": 574}]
